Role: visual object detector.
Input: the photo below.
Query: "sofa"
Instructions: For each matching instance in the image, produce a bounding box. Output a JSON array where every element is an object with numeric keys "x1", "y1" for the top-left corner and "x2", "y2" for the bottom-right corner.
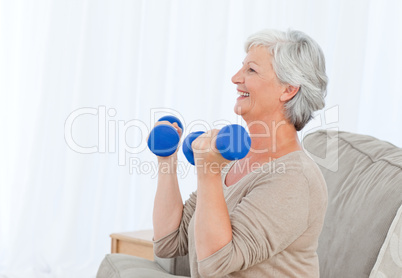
[{"x1": 97, "y1": 130, "x2": 402, "y2": 277}]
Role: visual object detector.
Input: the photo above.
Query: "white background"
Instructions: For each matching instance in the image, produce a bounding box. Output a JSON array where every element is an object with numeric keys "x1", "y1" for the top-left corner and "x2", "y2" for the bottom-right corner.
[{"x1": 1, "y1": 0, "x2": 401, "y2": 277}]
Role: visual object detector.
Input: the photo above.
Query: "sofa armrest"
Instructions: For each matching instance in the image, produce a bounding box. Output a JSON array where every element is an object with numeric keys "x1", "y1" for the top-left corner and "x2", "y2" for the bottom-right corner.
[{"x1": 154, "y1": 254, "x2": 191, "y2": 277}]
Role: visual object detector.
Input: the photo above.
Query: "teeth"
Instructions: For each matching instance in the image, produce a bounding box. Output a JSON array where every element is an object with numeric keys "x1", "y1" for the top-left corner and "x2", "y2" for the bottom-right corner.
[{"x1": 237, "y1": 91, "x2": 250, "y2": 97}]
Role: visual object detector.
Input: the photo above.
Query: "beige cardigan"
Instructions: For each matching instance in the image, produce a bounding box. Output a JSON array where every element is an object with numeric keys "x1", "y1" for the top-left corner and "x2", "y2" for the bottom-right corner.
[{"x1": 154, "y1": 151, "x2": 328, "y2": 277}]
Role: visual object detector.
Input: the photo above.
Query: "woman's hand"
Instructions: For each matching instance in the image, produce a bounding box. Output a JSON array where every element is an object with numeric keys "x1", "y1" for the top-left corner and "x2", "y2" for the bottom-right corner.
[
  {"x1": 152, "y1": 120, "x2": 184, "y2": 241},
  {"x1": 191, "y1": 129, "x2": 230, "y2": 179},
  {"x1": 192, "y1": 129, "x2": 233, "y2": 260}
]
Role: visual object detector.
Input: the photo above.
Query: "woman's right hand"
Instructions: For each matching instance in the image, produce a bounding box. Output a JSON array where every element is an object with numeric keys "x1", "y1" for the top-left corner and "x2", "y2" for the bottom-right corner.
[
  {"x1": 149, "y1": 120, "x2": 183, "y2": 164},
  {"x1": 152, "y1": 121, "x2": 184, "y2": 241}
]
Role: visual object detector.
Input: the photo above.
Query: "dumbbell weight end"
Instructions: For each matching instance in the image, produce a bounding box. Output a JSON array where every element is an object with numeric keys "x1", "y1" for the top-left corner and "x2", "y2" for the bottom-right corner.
[
  {"x1": 147, "y1": 116, "x2": 183, "y2": 157},
  {"x1": 182, "y1": 131, "x2": 205, "y2": 165}
]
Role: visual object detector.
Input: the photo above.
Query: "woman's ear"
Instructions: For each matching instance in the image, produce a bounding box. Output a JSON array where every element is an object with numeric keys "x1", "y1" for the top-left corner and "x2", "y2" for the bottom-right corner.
[{"x1": 280, "y1": 85, "x2": 299, "y2": 102}]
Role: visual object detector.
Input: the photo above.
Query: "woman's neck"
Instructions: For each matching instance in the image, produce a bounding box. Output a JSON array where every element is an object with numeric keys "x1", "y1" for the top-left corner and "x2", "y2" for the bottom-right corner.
[{"x1": 245, "y1": 117, "x2": 302, "y2": 161}]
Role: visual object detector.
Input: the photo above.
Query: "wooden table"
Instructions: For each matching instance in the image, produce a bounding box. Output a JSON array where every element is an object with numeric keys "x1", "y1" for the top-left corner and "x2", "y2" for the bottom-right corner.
[{"x1": 110, "y1": 230, "x2": 154, "y2": 260}]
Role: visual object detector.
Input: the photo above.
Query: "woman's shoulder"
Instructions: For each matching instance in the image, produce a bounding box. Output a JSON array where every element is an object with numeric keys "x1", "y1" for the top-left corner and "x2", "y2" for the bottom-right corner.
[
  {"x1": 250, "y1": 150, "x2": 326, "y2": 191},
  {"x1": 221, "y1": 150, "x2": 326, "y2": 195}
]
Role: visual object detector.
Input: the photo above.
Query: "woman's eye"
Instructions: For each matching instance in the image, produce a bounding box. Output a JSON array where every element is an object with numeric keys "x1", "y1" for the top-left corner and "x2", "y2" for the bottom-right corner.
[{"x1": 247, "y1": 67, "x2": 256, "y2": 73}]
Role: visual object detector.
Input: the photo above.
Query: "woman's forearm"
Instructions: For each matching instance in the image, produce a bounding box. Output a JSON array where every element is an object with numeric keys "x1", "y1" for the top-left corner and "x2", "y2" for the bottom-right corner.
[
  {"x1": 194, "y1": 173, "x2": 233, "y2": 261},
  {"x1": 153, "y1": 157, "x2": 184, "y2": 241}
]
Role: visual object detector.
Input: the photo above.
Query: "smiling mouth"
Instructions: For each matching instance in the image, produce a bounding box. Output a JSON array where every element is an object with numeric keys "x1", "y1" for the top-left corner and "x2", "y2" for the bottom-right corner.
[{"x1": 237, "y1": 91, "x2": 250, "y2": 97}]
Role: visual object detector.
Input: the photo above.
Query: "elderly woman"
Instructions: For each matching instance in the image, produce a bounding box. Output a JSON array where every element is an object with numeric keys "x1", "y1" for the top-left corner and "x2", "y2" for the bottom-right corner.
[{"x1": 153, "y1": 29, "x2": 328, "y2": 277}]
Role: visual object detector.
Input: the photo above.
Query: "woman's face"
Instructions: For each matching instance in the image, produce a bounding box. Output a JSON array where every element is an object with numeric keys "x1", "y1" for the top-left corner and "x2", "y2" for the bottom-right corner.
[{"x1": 232, "y1": 45, "x2": 287, "y2": 122}]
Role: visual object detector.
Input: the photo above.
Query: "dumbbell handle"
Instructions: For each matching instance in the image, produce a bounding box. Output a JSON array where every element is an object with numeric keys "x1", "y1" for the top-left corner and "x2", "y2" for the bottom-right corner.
[
  {"x1": 147, "y1": 116, "x2": 183, "y2": 157},
  {"x1": 182, "y1": 124, "x2": 251, "y2": 165}
]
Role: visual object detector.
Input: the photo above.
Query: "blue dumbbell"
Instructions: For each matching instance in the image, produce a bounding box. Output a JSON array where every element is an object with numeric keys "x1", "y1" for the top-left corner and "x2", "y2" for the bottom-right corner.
[
  {"x1": 182, "y1": 124, "x2": 251, "y2": 165},
  {"x1": 147, "y1": 116, "x2": 183, "y2": 157}
]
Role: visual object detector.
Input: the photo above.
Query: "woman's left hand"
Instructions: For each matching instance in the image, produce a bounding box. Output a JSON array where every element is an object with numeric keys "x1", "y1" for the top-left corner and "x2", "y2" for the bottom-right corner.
[
  {"x1": 191, "y1": 129, "x2": 230, "y2": 178},
  {"x1": 191, "y1": 129, "x2": 233, "y2": 261}
]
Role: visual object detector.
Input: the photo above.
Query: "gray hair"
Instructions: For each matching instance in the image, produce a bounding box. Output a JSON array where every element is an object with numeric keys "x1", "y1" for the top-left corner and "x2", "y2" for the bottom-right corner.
[{"x1": 245, "y1": 29, "x2": 328, "y2": 131}]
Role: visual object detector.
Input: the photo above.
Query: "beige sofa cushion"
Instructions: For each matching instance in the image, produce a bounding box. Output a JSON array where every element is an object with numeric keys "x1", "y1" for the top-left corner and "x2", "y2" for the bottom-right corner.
[
  {"x1": 303, "y1": 130, "x2": 402, "y2": 278},
  {"x1": 96, "y1": 254, "x2": 189, "y2": 278}
]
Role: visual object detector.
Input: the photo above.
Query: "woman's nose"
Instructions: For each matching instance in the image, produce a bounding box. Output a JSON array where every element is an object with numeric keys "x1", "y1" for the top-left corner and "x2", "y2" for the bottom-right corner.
[{"x1": 231, "y1": 68, "x2": 243, "y2": 84}]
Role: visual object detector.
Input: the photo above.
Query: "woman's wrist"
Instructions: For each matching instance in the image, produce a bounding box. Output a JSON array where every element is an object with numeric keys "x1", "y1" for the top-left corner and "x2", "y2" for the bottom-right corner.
[
  {"x1": 157, "y1": 154, "x2": 178, "y2": 174},
  {"x1": 197, "y1": 168, "x2": 222, "y2": 187}
]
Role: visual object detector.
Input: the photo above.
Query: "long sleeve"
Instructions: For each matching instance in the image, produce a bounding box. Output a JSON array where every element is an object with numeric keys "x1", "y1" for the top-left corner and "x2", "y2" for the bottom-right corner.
[
  {"x1": 153, "y1": 191, "x2": 197, "y2": 258},
  {"x1": 197, "y1": 163, "x2": 318, "y2": 277},
  {"x1": 155, "y1": 151, "x2": 327, "y2": 278}
]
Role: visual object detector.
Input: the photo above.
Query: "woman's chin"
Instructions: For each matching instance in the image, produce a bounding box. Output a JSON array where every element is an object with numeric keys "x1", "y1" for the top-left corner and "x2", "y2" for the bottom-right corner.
[{"x1": 233, "y1": 104, "x2": 249, "y2": 116}]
